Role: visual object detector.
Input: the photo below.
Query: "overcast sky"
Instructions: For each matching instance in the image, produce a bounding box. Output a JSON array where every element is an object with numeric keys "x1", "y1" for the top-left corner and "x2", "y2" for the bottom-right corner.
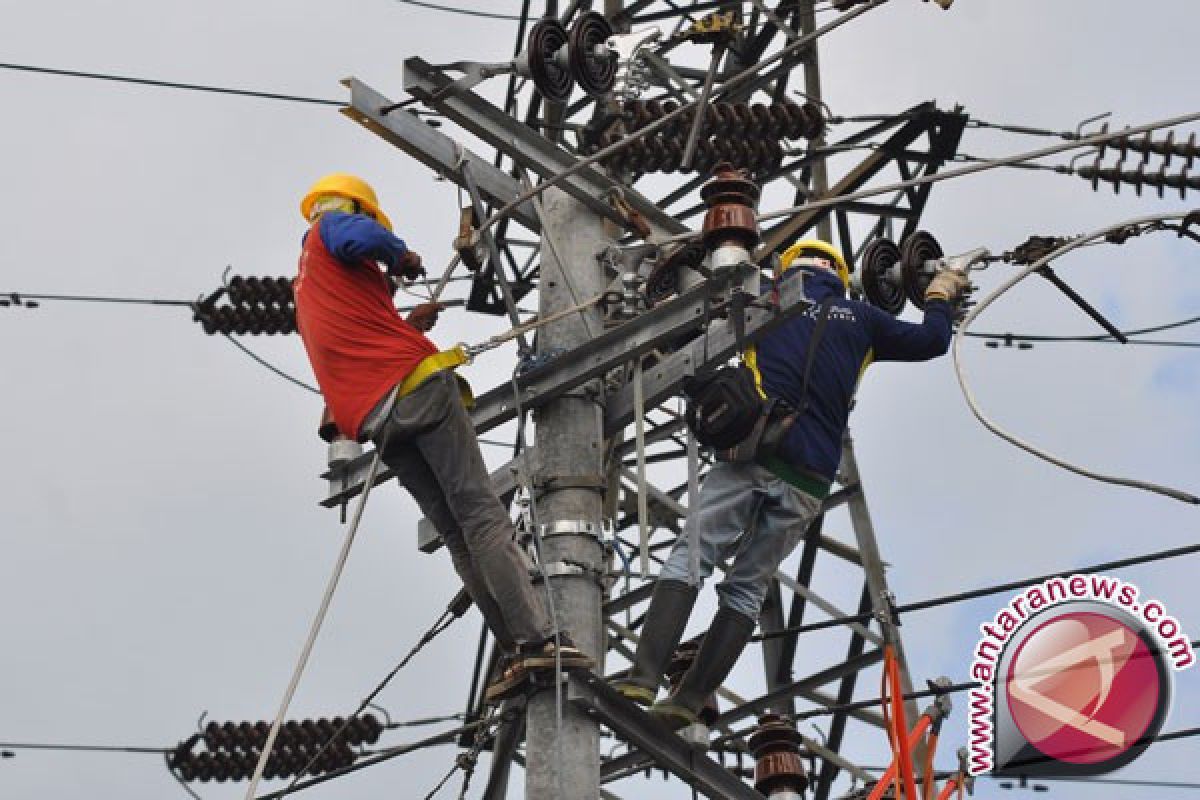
[{"x1": 1, "y1": 2, "x2": 1197, "y2": 799}]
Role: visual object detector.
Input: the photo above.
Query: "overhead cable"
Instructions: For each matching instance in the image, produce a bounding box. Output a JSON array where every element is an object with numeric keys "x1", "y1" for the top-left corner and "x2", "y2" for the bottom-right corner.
[
  {"x1": 220, "y1": 333, "x2": 321, "y2": 395},
  {"x1": 754, "y1": 540, "x2": 1200, "y2": 641},
  {"x1": 753, "y1": 113, "x2": 1200, "y2": 224},
  {"x1": 279, "y1": 591, "x2": 471, "y2": 795},
  {"x1": 0, "y1": 62, "x2": 342, "y2": 107},
  {"x1": 954, "y1": 212, "x2": 1200, "y2": 505},
  {"x1": 0, "y1": 741, "x2": 168, "y2": 754},
  {"x1": 243, "y1": 423, "x2": 398, "y2": 800},
  {"x1": 393, "y1": 0, "x2": 529, "y2": 20}
]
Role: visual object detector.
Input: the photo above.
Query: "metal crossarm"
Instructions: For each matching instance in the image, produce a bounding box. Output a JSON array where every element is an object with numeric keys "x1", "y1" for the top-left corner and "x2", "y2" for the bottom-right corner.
[{"x1": 572, "y1": 672, "x2": 764, "y2": 800}]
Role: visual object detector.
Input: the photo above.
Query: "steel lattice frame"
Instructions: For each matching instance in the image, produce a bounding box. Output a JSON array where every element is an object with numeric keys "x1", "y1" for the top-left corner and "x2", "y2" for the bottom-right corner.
[{"x1": 325, "y1": 2, "x2": 968, "y2": 798}]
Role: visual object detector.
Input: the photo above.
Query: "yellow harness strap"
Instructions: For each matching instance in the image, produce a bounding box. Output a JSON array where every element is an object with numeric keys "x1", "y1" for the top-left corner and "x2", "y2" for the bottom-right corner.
[{"x1": 396, "y1": 346, "x2": 476, "y2": 409}]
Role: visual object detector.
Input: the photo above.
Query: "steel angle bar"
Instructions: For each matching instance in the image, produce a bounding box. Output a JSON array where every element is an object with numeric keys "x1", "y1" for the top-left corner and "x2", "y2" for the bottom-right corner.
[
  {"x1": 571, "y1": 673, "x2": 763, "y2": 800},
  {"x1": 604, "y1": 274, "x2": 812, "y2": 435},
  {"x1": 713, "y1": 648, "x2": 884, "y2": 729},
  {"x1": 772, "y1": 568, "x2": 881, "y2": 646},
  {"x1": 341, "y1": 78, "x2": 540, "y2": 232},
  {"x1": 481, "y1": 697, "x2": 528, "y2": 800},
  {"x1": 402, "y1": 58, "x2": 687, "y2": 239},
  {"x1": 758, "y1": 107, "x2": 966, "y2": 257}
]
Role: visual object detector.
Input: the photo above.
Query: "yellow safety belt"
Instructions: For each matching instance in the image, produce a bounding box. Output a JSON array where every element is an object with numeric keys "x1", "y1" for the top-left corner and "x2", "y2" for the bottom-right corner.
[{"x1": 396, "y1": 345, "x2": 476, "y2": 409}]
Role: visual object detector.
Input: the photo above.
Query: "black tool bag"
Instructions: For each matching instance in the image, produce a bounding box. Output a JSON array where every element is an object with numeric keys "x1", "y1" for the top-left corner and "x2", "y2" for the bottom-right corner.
[
  {"x1": 683, "y1": 295, "x2": 834, "y2": 463},
  {"x1": 682, "y1": 364, "x2": 764, "y2": 451}
]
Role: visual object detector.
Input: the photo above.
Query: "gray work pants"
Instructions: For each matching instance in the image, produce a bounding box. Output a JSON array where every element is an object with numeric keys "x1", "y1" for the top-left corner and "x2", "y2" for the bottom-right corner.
[
  {"x1": 372, "y1": 370, "x2": 553, "y2": 649},
  {"x1": 659, "y1": 461, "x2": 822, "y2": 618}
]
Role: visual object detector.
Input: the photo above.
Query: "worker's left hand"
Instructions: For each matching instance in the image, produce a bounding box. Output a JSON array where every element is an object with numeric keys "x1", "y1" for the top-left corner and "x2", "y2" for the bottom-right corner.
[
  {"x1": 925, "y1": 269, "x2": 969, "y2": 305},
  {"x1": 407, "y1": 302, "x2": 444, "y2": 332},
  {"x1": 392, "y1": 250, "x2": 425, "y2": 281}
]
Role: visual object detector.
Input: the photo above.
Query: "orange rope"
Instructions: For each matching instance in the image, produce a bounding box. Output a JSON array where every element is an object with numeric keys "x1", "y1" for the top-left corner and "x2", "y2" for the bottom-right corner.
[
  {"x1": 922, "y1": 731, "x2": 939, "y2": 800},
  {"x1": 885, "y1": 646, "x2": 920, "y2": 800},
  {"x1": 866, "y1": 716, "x2": 931, "y2": 800}
]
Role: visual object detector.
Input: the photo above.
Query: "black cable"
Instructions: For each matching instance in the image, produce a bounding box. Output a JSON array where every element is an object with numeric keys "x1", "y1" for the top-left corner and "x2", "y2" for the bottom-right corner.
[
  {"x1": 219, "y1": 332, "x2": 320, "y2": 395},
  {"x1": 253, "y1": 721, "x2": 483, "y2": 800},
  {"x1": 754, "y1": 541, "x2": 1200, "y2": 641},
  {"x1": 966, "y1": 313, "x2": 1200, "y2": 345},
  {"x1": 0, "y1": 742, "x2": 168, "y2": 754},
  {"x1": 1002, "y1": 774, "x2": 1200, "y2": 790},
  {"x1": 0, "y1": 62, "x2": 343, "y2": 107},
  {"x1": 0, "y1": 291, "x2": 193, "y2": 307},
  {"x1": 280, "y1": 592, "x2": 469, "y2": 795},
  {"x1": 393, "y1": 0, "x2": 530, "y2": 20}
]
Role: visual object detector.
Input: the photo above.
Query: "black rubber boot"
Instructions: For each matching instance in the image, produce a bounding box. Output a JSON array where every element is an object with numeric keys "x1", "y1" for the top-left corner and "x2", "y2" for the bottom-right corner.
[
  {"x1": 613, "y1": 580, "x2": 699, "y2": 706},
  {"x1": 651, "y1": 606, "x2": 756, "y2": 728}
]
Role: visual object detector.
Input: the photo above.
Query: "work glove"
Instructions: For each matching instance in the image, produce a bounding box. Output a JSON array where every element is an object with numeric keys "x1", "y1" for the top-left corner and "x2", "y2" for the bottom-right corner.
[
  {"x1": 390, "y1": 249, "x2": 425, "y2": 282},
  {"x1": 407, "y1": 302, "x2": 444, "y2": 332},
  {"x1": 924, "y1": 269, "x2": 969, "y2": 305}
]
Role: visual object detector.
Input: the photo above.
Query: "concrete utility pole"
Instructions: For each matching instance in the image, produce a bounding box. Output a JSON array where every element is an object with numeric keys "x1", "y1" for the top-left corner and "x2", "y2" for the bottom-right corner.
[{"x1": 525, "y1": 187, "x2": 609, "y2": 800}]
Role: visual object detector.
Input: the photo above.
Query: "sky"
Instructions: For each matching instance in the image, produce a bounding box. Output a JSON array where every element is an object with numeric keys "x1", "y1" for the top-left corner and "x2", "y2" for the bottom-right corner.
[{"x1": 0, "y1": 1, "x2": 1197, "y2": 799}]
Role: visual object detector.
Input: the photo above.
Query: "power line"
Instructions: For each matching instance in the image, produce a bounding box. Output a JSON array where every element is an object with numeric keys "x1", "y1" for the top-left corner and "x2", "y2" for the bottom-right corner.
[
  {"x1": 220, "y1": 332, "x2": 320, "y2": 395},
  {"x1": 393, "y1": 0, "x2": 530, "y2": 20},
  {"x1": 0, "y1": 741, "x2": 167, "y2": 754},
  {"x1": 754, "y1": 541, "x2": 1200, "y2": 641},
  {"x1": 967, "y1": 313, "x2": 1200, "y2": 350},
  {"x1": 0, "y1": 291, "x2": 194, "y2": 307},
  {"x1": 0, "y1": 62, "x2": 343, "y2": 107}
]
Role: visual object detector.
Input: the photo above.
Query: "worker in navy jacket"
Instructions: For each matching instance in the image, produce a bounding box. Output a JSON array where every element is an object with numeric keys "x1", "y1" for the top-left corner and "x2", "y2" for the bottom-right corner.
[{"x1": 615, "y1": 239, "x2": 968, "y2": 727}]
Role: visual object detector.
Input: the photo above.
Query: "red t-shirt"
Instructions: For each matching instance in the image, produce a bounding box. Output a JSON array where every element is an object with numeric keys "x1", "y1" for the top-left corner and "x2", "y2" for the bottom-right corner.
[{"x1": 294, "y1": 223, "x2": 437, "y2": 440}]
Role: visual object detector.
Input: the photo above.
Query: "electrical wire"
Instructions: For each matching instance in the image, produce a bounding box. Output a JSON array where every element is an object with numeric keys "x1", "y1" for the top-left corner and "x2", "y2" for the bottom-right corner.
[
  {"x1": 244, "y1": 421, "x2": 396, "y2": 800},
  {"x1": 966, "y1": 313, "x2": 1200, "y2": 345},
  {"x1": 0, "y1": 742, "x2": 168, "y2": 754},
  {"x1": 753, "y1": 540, "x2": 1200, "y2": 641},
  {"x1": 393, "y1": 0, "x2": 530, "y2": 20},
  {"x1": 0, "y1": 290, "x2": 193, "y2": 307},
  {"x1": 0, "y1": 62, "x2": 343, "y2": 107},
  {"x1": 954, "y1": 212, "x2": 1200, "y2": 505},
  {"x1": 277, "y1": 593, "x2": 468, "y2": 796},
  {"x1": 220, "y1": 333, "x2": 321, "y2": 395},
  {"x1": 753, "y1": 113, "x2": 1200, "y2": 225}
]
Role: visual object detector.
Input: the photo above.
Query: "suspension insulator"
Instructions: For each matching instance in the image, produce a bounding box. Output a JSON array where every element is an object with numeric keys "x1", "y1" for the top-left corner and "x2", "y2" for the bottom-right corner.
[
  {"x1": 1079, "y1": 160, "x2": 1199, "y2": 199},
  {"x1": 749, "y1": 713, "x2": 809, "y2": 797},
  {"x1": 525, "y1": 18, "x2": 573, "y2": 104},
  {"x1": 900, "y1": 230, "x2": 944, "y2": 310},
  {"x1": 568, "y1": 12, "x2": 616, "y2": 97},
  {"x1": 858, "y1": 237, "x2": 906, "y2": 315}
]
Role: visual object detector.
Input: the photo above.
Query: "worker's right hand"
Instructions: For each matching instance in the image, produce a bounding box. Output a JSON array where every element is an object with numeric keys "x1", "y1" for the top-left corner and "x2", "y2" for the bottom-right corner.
[
  {"x1": 407, "y1": 302, "x2": 444, "y2": 332},
  {"x1": 393, "y1": 250, "x2": 425, "y2": 281},
  {"x1": 924, "y1": 269, "x2": 969, "y2": 305}
]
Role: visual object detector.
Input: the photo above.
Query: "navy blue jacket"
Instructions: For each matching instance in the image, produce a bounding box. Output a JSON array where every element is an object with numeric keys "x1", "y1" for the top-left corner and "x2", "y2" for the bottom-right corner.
[{"x1": 753, "y1": 268, "x2": 953, "y2": 482}]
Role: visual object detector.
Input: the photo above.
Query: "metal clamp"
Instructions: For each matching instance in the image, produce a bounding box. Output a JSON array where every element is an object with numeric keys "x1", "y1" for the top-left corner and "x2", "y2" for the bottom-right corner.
[
  {"x1": 539, "y1": 519, "x2": 602, "y2": 540},
  {"x1": 534, "y1": 559, "x2": 608, "y2": 587}
]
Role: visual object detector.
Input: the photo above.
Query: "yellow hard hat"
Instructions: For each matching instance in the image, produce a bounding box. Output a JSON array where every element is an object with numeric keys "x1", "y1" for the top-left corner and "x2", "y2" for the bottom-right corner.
[
  {"x1": 300, "y1": 173, "x2": 393, "y2": 232},
  {"x1": 781, "y1": 239, "x2": 850, "y2": 289}
]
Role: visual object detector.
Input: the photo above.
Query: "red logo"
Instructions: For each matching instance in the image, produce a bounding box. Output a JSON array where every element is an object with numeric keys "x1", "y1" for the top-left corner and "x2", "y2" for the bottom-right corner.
[{"x1": 1001, "y1": 609, "x2": 1168, "y2": 772}]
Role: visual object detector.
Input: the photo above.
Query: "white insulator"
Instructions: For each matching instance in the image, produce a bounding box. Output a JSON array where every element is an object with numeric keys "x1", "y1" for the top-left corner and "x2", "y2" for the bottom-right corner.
[{"x1": 327, "y1": 438, "x2": 363, "y2": 468}]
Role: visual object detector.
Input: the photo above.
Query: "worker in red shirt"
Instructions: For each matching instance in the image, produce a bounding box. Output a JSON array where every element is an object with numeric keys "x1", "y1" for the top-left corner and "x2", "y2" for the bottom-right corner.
[{"x1": 294, "y1": 173, "x2": 590, "y2": 701}]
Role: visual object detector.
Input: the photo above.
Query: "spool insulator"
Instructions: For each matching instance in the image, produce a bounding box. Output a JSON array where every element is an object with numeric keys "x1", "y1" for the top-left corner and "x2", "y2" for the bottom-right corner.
[
  {"x1": 748, "y1": 713, "x2": 809, "y2": 796},
  {"x1": 700, "y1": 162, "x2": 761, "y2": 250}
]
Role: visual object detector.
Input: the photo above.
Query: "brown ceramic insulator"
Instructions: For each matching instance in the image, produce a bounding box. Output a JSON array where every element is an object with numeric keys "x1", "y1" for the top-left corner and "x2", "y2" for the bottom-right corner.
[
  {"x1": 700, "y1": 163, "x2": 761, "y2": 249},
  {"x1": 748, "y1": 713, "x2": 809, "y2": 796}
]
